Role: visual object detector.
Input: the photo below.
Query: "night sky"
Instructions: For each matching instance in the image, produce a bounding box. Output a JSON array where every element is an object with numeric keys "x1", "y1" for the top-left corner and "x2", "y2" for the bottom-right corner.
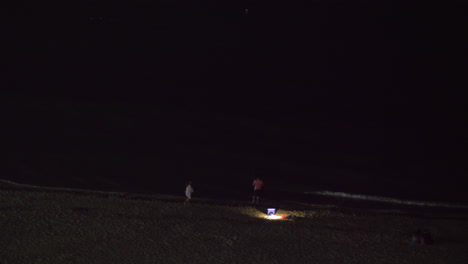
[{"x1": 2, "y1": 0, "x2": 467, "y2": 202}]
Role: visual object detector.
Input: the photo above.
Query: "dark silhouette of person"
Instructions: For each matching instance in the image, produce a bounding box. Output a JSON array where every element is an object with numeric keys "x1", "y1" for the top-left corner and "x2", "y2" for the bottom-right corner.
[{"x1": 252, "y1": 177, "x2": 264, "y2": 204}]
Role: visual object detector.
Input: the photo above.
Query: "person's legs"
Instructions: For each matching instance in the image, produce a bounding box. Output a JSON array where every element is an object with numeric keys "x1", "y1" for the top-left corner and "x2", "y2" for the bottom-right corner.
[
  {"x1": 184, "y1": 194, "x2": 191, "y2": 206},
  {"x1": 255, "y1": 189, "x2": 262, "y2": 204}
]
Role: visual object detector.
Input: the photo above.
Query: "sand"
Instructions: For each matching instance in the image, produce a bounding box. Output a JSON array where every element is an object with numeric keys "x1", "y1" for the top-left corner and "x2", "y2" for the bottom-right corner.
[{"x1": 1, "y1": 188, "x2": 467, "y2": 264}]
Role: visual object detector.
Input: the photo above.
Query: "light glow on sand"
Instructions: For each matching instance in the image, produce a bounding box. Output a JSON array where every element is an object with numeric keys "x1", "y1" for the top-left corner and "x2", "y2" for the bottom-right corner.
[{"x1": 265, "y1": 214, "x2": 284, "y2": 220}]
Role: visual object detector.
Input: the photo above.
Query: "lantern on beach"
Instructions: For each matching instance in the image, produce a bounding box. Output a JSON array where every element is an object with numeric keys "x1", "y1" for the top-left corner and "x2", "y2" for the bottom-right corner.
[
  {"x1": 267, "y1": 208, "x2": 276, "y2": 216},
  {"x1": 265, "y1": 208, "x2": 283, "y2": 220}
]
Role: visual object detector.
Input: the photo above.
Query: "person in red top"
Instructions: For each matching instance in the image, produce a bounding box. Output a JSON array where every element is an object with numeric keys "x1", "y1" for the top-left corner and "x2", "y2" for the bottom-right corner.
[{"x1": 252, "y1": 177, "x2": 264, "y2": 204}]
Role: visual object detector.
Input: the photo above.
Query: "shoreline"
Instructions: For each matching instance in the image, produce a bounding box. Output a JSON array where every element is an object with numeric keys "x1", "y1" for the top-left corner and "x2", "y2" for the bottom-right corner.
[{"x1": 2, "y1": 179, "x2": 467, "y2": 216}]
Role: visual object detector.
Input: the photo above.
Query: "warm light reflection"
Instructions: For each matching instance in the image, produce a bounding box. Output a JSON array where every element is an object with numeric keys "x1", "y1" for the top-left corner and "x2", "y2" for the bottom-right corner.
[
  {"x1": 265, "y1": 214, "x2": 284, "y2": 220},
  {"x1": 241, "y1": 207, "x2": 296, "y2": 220}
]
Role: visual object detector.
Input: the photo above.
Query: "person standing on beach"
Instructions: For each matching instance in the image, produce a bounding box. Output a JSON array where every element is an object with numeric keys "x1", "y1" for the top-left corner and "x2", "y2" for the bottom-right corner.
[
  {"x1": 184, "y1": 181, "x2": 194, "y2": 206},
  {"x1": 252, "y1": 177, "x2": 264, "y2": 204}
]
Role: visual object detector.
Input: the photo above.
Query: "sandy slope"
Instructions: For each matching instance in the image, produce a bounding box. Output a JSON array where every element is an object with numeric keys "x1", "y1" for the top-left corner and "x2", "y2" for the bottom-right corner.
[{"x1": 1, "y1": 189, "x2": 467, "y2": 264}]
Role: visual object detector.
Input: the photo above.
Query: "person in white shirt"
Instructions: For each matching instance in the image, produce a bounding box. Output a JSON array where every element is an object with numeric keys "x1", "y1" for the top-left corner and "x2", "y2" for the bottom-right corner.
[{"x1": 184, "y1": 181, "x2": 194, "y2": 206}]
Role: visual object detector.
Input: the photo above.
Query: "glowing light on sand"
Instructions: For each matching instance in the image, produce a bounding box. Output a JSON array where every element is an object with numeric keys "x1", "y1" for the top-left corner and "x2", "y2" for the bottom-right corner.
[
  {"x1": 264, "y1": 208, "x2": 284, "y2": 220},
  {"x1": 265, "y1": 214, "x2": 283, "y2": 220}
]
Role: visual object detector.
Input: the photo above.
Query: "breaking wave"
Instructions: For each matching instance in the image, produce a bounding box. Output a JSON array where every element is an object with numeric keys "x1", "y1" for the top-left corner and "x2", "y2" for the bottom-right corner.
[
  {"x1": 306, "y1": 190, "x2": 468, "y2": 209},
  {"x1": 0, "y1": 179, "x2": 126, "y2": 196}
]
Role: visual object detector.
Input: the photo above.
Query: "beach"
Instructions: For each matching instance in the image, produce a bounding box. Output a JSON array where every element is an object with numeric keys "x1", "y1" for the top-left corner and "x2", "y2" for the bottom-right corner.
[
  {"x1": 1, "y1": 185, "x2": 467, "y2": 264},
  {"x1": 2, "y1": 1, "x2": 467, "y2": 262}
]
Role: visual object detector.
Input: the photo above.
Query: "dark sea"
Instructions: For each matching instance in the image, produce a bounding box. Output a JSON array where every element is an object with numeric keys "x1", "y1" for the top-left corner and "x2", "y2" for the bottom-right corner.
[{"x1": 2, "y1": 1, "x2": 466, "y2": 209}]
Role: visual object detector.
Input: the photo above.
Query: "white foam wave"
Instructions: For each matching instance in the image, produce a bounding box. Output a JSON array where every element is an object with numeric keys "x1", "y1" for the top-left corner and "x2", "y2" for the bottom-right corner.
[
  {"x1": 306, "y1": 190, "x2": 468, "y2": 209},
  {"x1": 0, "y1": 179, "x2": 126, "y2": 196}
]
